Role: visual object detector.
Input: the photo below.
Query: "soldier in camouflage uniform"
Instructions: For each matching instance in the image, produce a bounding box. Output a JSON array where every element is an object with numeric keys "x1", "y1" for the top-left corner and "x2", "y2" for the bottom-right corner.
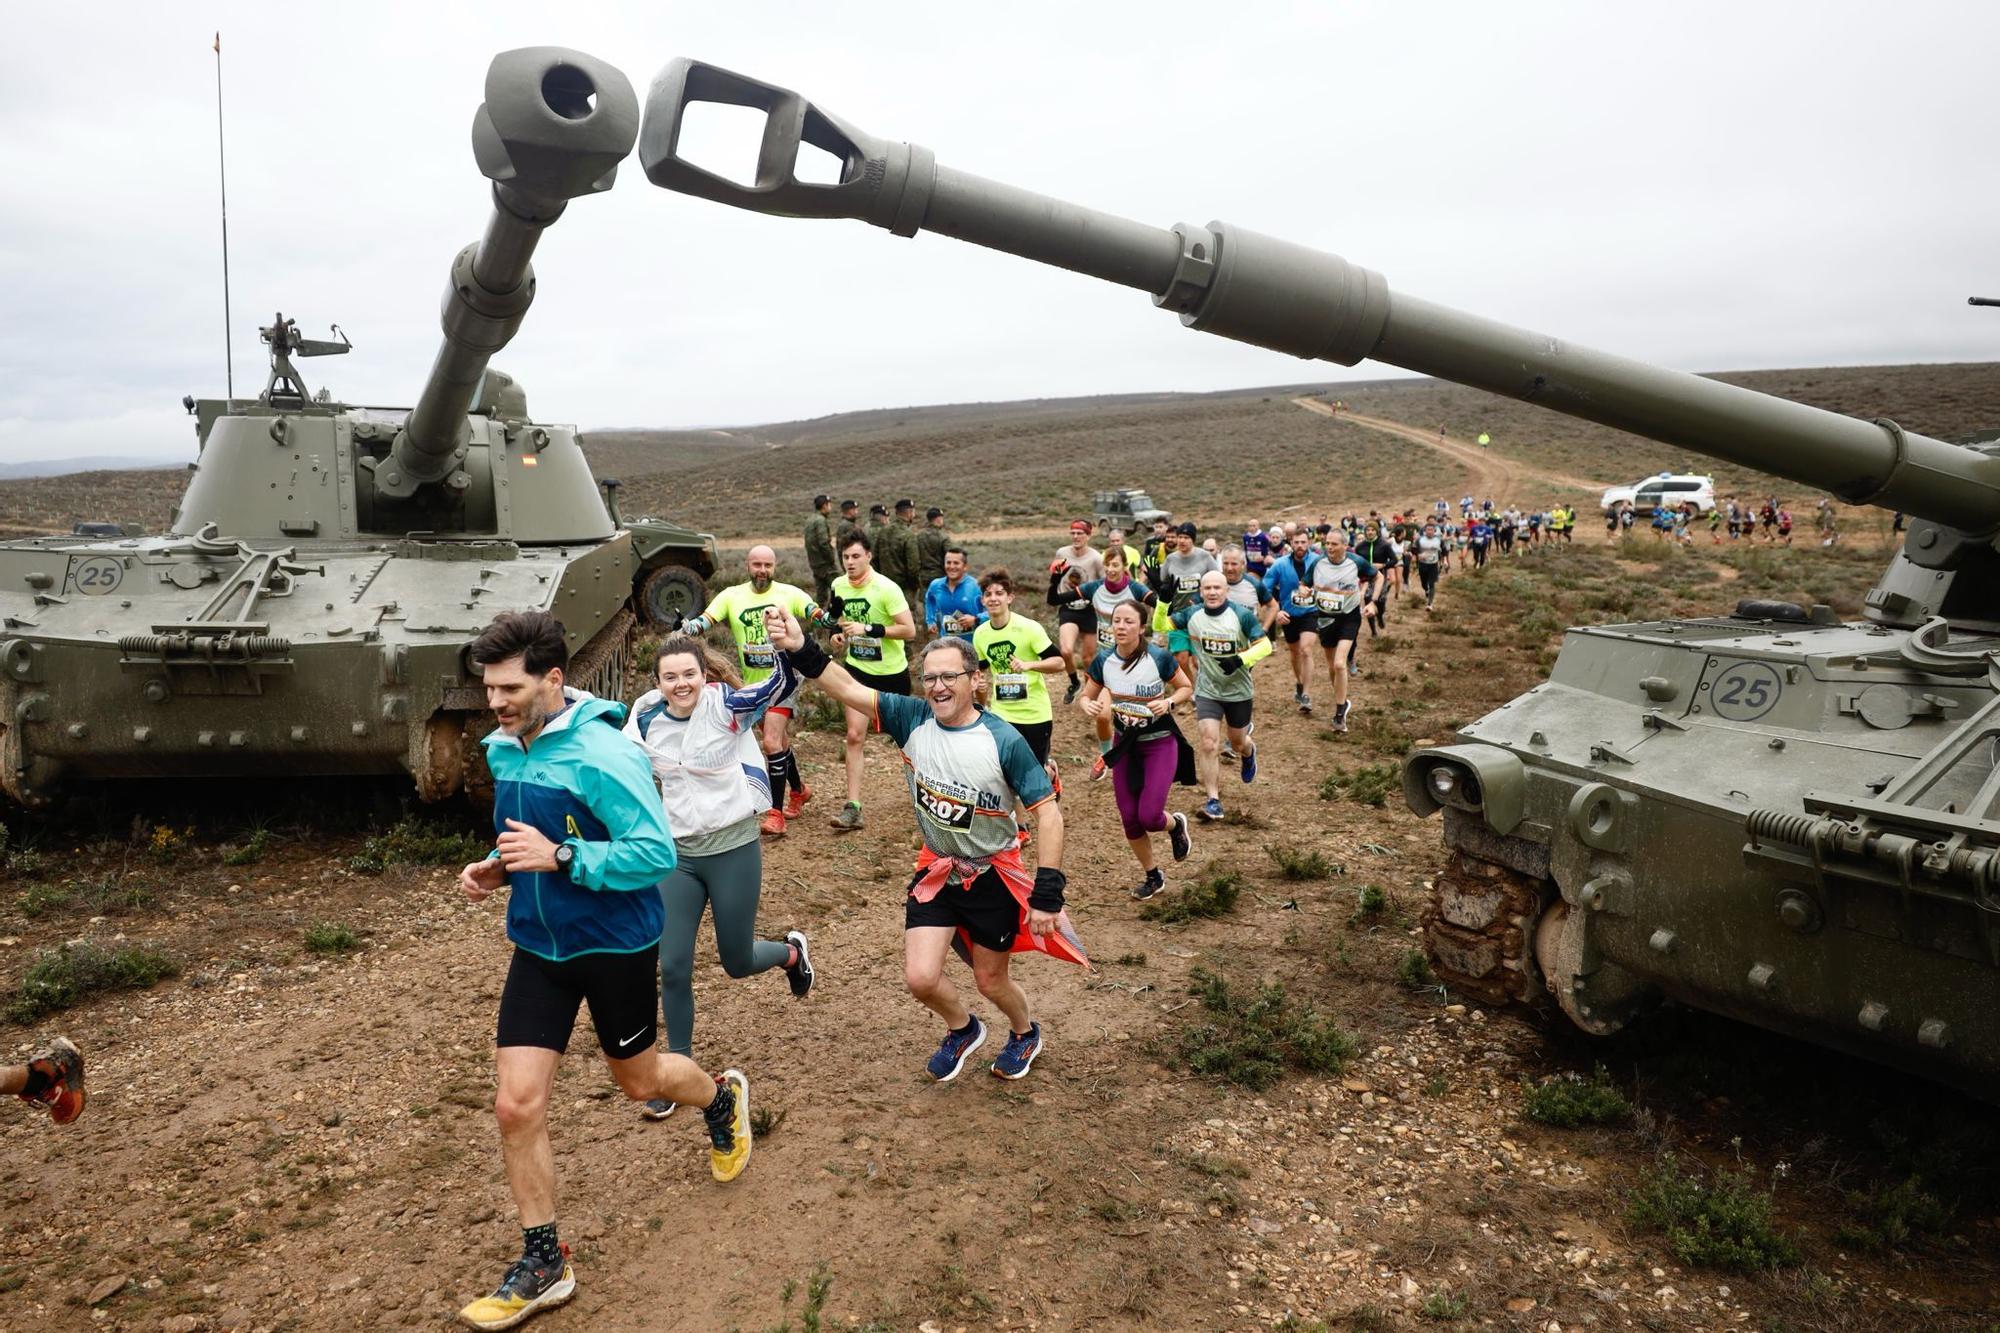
[
  {"x1": 891, "y1": 499, "x2": 925, "y2": 603},
  {"x1": 915, "y1": 506, "x2": 951, "y2": 591},
  {"x1": 803, "y1": 493, "x2": 838, "y2": 607},
  {"x1": 868, "y1": 504, "x2": 906, "y2": 590}
]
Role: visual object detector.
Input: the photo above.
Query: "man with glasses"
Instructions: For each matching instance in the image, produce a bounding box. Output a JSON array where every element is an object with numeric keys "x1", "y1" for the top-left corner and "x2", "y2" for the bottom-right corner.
[{"x1": 762, "y1": 606, "x2": 1083, "y2": 1083}]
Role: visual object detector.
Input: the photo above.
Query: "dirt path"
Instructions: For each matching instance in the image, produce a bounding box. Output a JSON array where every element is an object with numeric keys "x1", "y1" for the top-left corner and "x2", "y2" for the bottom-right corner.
[{"x1": 1292, "y1": 397, "x2": 1610, "y2": 500}]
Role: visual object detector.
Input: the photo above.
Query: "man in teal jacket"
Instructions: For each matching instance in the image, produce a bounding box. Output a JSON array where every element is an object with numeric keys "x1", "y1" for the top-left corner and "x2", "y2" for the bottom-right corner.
[{"x1": 455, "y1": 610, "x2": 754, "y2": 1332}]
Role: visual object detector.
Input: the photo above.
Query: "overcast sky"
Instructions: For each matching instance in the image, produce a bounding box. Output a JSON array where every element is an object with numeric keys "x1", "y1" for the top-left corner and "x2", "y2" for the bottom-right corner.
[{"x1": 3, "y1": 2, "x2": 1995, "y2": 463}]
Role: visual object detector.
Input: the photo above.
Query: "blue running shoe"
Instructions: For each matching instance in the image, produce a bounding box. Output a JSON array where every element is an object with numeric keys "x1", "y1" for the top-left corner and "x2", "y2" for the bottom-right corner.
[
  {"x1": 991, "y1": 1022, "x2": 1043, "y2": 1080},
  {"x1": 1240, "y1": 742, "x2": 1257, "y2": 784},
  {"x1": 926, "y1": 1018, "x2": 987, "y2": 1083},
  {"x1": 1197, "y1": 797, "x2": 1224, "y2": 823}
]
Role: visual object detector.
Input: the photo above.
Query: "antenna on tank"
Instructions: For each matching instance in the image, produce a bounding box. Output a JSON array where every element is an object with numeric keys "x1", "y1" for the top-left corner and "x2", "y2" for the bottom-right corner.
[{"x1": 213, "y1": 32, "x2": 235, "y2": 405}]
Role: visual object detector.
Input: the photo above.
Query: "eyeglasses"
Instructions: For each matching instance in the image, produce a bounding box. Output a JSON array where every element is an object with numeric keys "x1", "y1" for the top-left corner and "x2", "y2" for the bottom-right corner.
[{"x1": 918, "y1": 670, "x2": 972, "y2": 688}]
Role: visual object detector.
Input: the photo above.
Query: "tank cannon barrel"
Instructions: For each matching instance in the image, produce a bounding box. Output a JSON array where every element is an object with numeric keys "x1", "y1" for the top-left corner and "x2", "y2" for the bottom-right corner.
[
  {"x1": 639, "y1": 59, "x2": 2000, "y2": 535},
  {"x1": 376, "y1": 48, "x2": 638, "y2": 499}
]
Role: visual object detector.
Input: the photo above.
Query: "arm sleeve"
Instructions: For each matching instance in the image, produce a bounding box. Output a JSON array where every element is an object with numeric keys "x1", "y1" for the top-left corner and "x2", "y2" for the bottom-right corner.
[
  {"x1": 573, "y1": 741, "x2": 678, "y2": 891},
  {"x1": 873, "y1": 691, "x2": 923, "y2": 746},
  {"x1": 720, "y1": 650, "x2": 797, "y2": 715},
  {"x1": 994, "y1": 719, "x2": 1055, "y2": 807}
]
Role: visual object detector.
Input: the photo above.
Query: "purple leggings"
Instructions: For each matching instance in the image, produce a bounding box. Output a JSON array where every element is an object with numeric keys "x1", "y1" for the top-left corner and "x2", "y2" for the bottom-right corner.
[{"x1": 1112, "y1": 736, "x2": 1177, "y2": 840}]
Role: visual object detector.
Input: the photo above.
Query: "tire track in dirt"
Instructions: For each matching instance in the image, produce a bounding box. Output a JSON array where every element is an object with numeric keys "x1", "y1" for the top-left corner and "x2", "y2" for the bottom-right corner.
[{"x1": 1292, "y1": 397, "x2": 1609, "y2": 501}]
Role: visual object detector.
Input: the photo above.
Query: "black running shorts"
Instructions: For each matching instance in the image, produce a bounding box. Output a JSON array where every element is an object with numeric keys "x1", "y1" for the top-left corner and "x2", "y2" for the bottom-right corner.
[
  {"x1": 850, "y1": 663, "x2": 913, "y2": 696},
  {"x1": 1280, "y1": 613, "x2": 1320, "y2": 643},
  {"x1": 1056, "y1": 607, "x2": 1099, "y2": 636},
  {"x1": 496, "y1": 945, "x2": 659, "y2": 1059},
  {"x1": 1011, "y1": 718, "x2": 1054, "y2": 766},
  {"x1": 1321, "y1": 609, "x2": 1364, "y2": 647},
  {"x1": 1195, "y1": 696, "x2": 1254, "y2": 729},
  {"x1": 905, "y1": 866, "x2": 1020, "y2": 952}
]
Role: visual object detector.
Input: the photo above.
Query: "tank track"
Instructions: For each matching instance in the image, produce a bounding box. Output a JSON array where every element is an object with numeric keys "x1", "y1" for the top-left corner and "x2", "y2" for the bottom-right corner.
[
  {"x1": 567, "y1": 607, "x2": 636, "y2": 701},
  {"x1": 1421, "y1": 850, "x2": 1552, "y2": 1008}
]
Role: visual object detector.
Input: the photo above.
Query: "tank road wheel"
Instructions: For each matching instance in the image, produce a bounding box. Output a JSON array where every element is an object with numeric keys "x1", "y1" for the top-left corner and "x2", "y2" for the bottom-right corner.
[
  {"x1": 569, "y1": 607, "x2": 637, "y2": 701},
  {"x1": 1421, "y1": 850, "x2": 1555, "y2": 1009},
  {"x1": 637, "y1": 565, "x2": 706, "y2": 630}
]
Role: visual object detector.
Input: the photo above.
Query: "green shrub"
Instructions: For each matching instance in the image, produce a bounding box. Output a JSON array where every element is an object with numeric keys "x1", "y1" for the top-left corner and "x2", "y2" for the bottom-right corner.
[
  {"x1": 1419, "y1": 1288, "x2": 1468, "y2": 1321},
  {"x1": 1320, "y1": 763, "x2": 1398, "y2": 807},
  {"x1": 1352, "y1": 884, "x2": 1386, "y2": 919},
  {"x1": 14, "y1": 883, "x2": 73, "y2": 919},
  {"x1": 1266, "y1": 844, "x2": 1338, "y2": 881},
  {"x1": 1626, "y1": 1152, "x2": 1800, "y2": 1272},
  {"x1": 1394, "y1": 949, "x2": 1436, "y2": 990},
  {"x1": 222, "y1": 828, "x2": 273, "y2": 867},
  {"x1": 10, "y1": 942, "x2": 180, "y2": 1023},
  {"x1": 1835, "y1": 1175, "x2": 1953, "y2": 1251},
  {"x1": 350, "y1": 816, "x2": 486, "y2": 874},
  {"x1": 1522, "y1": 1066, "x2": 1631, "y2": 1127},
  {"x1": 303, "y1": 923, "x2": 362, "y2": 957},
  {"x1": 1170, "y1": 968, "x2": 1355, "y2": 1090},
  {"x1": 1140, "y1": 869, "x2": 1243, "y2": 924}
]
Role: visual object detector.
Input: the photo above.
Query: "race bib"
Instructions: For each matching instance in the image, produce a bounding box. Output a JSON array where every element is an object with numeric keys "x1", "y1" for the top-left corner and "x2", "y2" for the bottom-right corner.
[
  {"x1": 743, "y1": 643, "x2": 776, "y2": 670},
  {"x1": 994, "y1": 672, "x2": 1029, "y2": 702},
  {"x1": 1096, "y1": 623, "x2": 1116, "y2": 647},
  {"x1": 1290, "y1": 586, "x2": 1317, "y2": 608},
  {"x1": 1316, "y1": 589, "x2": 1357, "y2": 615},
  {"x1": 848, "y1": 637, "x2": 883, "y2": 663},
  {"x1": 1198, "y1": 634, "x2": 1237, "y2": 656},
  {"x1": 915, "y1": 773, "x2": 977, "y2": 830},
  {"x1": 1112, "y1": 698, "x2": 1156, "y2": 727}
]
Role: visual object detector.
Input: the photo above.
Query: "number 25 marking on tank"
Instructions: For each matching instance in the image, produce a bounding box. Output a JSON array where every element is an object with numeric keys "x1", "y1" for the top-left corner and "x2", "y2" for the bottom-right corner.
[
  {"x1": 1709, "y1": 662, "x2": 1782, "y2": 722},
  {"x1": 69, "y1": 557, "x2": 123, "y2": 596}
]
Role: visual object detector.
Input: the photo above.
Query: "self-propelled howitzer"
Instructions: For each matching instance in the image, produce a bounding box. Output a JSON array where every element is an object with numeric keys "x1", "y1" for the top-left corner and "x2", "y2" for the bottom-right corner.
[
  {"x1": 636, "y1": 60, "x2": 2000, "y2": 1099},
  {"x1": 0, "y1": 48, "x2": 715, "y2": 807}
]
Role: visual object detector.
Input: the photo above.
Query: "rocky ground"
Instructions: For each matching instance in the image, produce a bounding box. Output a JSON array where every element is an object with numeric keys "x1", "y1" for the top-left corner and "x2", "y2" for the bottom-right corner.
[{"x1": 0, "y1": 524, "x2": 1994, "y2": 1331}]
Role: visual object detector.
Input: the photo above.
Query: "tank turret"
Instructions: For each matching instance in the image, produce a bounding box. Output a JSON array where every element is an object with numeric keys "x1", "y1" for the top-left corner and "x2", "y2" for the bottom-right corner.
[{"x1": 637, "y1": 60, "x2": 2000, "y2": 1100}]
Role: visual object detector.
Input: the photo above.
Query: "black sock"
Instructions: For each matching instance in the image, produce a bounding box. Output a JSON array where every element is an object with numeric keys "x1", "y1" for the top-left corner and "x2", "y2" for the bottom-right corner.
[
  {"x1": 766, "y1": 751, "x2": 791, "y2": 807},
  {"x1": 1067, "y1": 670, "x2": 1079, "y2": 685},
  {"x1": 702, "y1": 1079, "x2": 734, "y2": 1125},
  {"x1": 780, "y1": 748, "x2": 801, "y2": 795},
  {"x1": 522, "y1": 1222, "x2": 561, "y2": 1266},
  {"x1": 951, "y1": 1015, "x2": 980, "y2": 1038},
  {"x1": 19, "y1": 1063, "x2": 51, "y2": 1098}
]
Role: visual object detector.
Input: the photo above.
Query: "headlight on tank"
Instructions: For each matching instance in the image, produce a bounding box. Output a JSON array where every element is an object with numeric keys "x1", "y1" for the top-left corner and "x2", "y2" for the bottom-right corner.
[{"x1": 1403, "y1": 744, "x2": 1522, "y2": 832}]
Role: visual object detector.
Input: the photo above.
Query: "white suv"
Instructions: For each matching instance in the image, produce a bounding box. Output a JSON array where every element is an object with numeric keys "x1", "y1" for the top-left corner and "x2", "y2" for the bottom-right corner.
[{"x1": 1600, "y1": 472, "x2": 1714, "y2": 515}]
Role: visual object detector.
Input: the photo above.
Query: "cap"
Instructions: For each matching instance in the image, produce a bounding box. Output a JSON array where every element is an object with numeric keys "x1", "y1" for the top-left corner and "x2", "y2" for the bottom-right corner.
[
  {"x1": 926, "y1": 506, "x2": 945, "y2": 520},
  {"x1": 869, "y1": 503, "x2": 888, "y2": 516},
  {"x1": 839, "y1": 498, "x2": 859, "y2": 511},
  {"x1": 1176, "y1": 521, "x2": 1198, "y2": 538},
  {"x1": 895, "y1": 498, "x2": 915, "y2": 512},
  {"x1": 812, "y1": 493, "x2": 831, "y2": 507}
]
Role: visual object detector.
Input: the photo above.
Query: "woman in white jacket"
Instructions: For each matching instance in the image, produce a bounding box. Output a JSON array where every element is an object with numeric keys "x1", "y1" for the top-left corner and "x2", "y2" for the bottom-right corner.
[{"x1": 623, "y1": 635, "x2": 815, "y2": 1120}]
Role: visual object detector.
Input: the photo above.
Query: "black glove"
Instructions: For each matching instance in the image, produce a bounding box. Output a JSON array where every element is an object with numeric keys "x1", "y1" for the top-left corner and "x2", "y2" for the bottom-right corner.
[
  {"x1": 784, "y1": 636, "x2": 832, "y2": 679},
  {"x1": 659, "y1": 610, "x2": 684, "y2": 632},
  {"x1": 1029, "y1": 865, "x2": 1067, "y2": 913},
  {"x1": 1217, "y1": 654, "x2": 1243, "y2": 675}
]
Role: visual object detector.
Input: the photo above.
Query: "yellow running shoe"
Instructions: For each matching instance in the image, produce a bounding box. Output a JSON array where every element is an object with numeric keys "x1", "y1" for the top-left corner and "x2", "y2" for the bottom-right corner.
[
  {"x1": 457, "y1": 1251, "x2": 574, "y2": 1331},
  {"x1": 704, "y1": 1068, "x2": 752, "y2": 1183}
]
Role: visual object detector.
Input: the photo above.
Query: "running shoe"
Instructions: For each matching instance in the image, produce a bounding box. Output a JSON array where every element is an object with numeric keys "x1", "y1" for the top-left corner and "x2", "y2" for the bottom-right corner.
[
  {"x1": 991, "y1": 1022, "x2": 1044, "y2": 1080},
  {"x1": 829, "y1": 801, "x2": 864, "y2": 831},
  {"x1": 458, "y1": 1250, "x2": 575, "y2": 1331},
  {"x1": 639, "y1": 1099, "x2": 676, "y2": 1121},
  {"x1": 18, "y1": 1037, "x2": 84, "y2": 1125},
  {"x1": 1129, "y1": 868, "x2": 1166, "y2": 901},
  {"x1": 1089, "y1": 753, "x2": 1109, "y2": 782},
  {"x1": 1240, "y1": 743, "x2": 1258, "y2": 784},
  {"x1": 705, "y1": 1069, "x2": 752, "y2": 1182},
  {"x1": 1168, "y1": 811, "x2": 1192, "y2": 862},
  {"x1": 1063, "y1": 678, "x2": 1081, "y2": 705},
  {"x1": 759, "y1": 809, "x2": 786, "y2": 838},
  {"x1": 1220, "y1": 744, "x2": 1238, "y2": 763},
  {"x1": 1350, "y1": 663, "x2": 1365, "y2": 679},
  {"x1": 1333, "y1": 700, "x2": 1353, "y2": 733},
  {"x1": 926, "y1": 1017, "x2": 988, "y2": 1083},
  {"x1": 782, "y1": 785, "x2": 813, "y2": 820},
  {"x1": 1295, "y1": 688, "x2": 1312, "y2": 716},
  {"x1": 782, "y1": 929, "x2": 815, "y2": 999},
  {"x1": 1196, "y1": 797, "x2": 1224, "y2": 823}
]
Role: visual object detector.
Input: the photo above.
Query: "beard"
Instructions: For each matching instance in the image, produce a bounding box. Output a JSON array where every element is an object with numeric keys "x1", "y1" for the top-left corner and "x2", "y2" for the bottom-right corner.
[{"x1": 751, "y1": 576, "x2": 773, "y2": 592}]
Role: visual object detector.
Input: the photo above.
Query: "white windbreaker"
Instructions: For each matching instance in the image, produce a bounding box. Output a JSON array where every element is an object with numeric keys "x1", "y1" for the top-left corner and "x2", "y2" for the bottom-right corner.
[{"x1": 622, "y1": 654, "x2": 796, "y2": 841}]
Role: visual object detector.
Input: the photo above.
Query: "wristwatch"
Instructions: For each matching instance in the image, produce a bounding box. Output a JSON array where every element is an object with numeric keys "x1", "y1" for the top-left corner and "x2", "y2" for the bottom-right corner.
[{"x1": 553, "y1": 841, "x2": 576, "y2": 880}]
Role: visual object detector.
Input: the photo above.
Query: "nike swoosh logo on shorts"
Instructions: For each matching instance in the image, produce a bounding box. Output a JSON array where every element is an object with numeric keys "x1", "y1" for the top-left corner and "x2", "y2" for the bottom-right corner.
[{"x1": 619, "y1": 1026, "x2": 648, "y2": 1050}]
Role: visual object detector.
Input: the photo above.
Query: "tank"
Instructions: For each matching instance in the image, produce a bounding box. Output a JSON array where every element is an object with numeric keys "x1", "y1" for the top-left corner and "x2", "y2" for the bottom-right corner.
[
  {"x1": 0, "y1": 48, "x2": 714, "y2": 808},
  {"x1": 634, "y1": 59, "x2": 2000, "y2": 1101}
]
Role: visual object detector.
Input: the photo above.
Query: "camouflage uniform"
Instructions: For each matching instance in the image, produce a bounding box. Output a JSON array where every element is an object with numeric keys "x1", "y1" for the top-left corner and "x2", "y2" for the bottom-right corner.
[
  {"x1": 803, "y1": 507, "x2": 838, "y2": 607},
  {"x1": 914, "y1": 521, "x2": 950, "y2": 588},
  {"x1": 869, "y1": 516, "x2": 905, "y2": 588}
]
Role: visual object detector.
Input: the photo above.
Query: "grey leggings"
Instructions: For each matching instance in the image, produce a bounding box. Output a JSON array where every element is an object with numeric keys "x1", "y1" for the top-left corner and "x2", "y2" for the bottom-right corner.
[{"x1": 657, "y1": 838, "x2": 789, "y2": 1056}]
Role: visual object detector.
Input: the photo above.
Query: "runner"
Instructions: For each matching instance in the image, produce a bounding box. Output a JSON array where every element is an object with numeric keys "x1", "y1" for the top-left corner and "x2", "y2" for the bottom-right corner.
[
  {"x1": 827, "y1": 529, "x2": 917, "y2": 831},
  {"x1": 4, "y1": 1037, "x2": 85, "y2": 1124},
  {"x1": 677, "y1": 545, "x2": 830, "y2": 837},
  {"x1": 1158, "y1": 522, "x2": 1220, "y2": 619},
  {"x1": 457, "y1": 610, "x2": 749, "y2": 1332},
  {"x1": 1262, "y1": 527, "x2": 1322, "y2": 714},
  {"x1": 1467, "y1": 512, "x2": 1492, "y2": 569},
  {"x1": 925, "y1": 546, "x2": 986, "y2": 645},
  {"x1": 1413, "y1": 521, "x2": 1444, "y2": 611},
  {"x1": 1310, "y1": 530, "x2": 1383, "y2": 733},
  {"x1": 623, "y1": 636, "x2": 815, "y2": 1121},
  {"x1": 1219, "y1": 546, "x2": 1275, "y2": 632},
  {"x1": 1078, "y1": 547, "x2": 1158, "y2": 776},
  {"x1": 1104, "y1": 525, "x2": 1143, "y2": 573},
  {"x1": 1079, "y1": 600, "x2": 1197, "y2": 900},
  {"x1": 1172, "y1": 570, "x2": 1270, "y2": 822},
  {"x1": 972, "y1": 568, "x2": 1068, "y2": 826},
  {"x1": 1048, "y1": 520, "x2": 1106, "y2": 704},
  {"x1": 1242, "y1": 519, "x2": 1272, "y2": 580},
  {"x1": 764, "y1": 607, "x2": 1083, "y2": 1081},
  {"x1": 1355, "y1": 521, "x2": 1398, "y2": 637}
]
